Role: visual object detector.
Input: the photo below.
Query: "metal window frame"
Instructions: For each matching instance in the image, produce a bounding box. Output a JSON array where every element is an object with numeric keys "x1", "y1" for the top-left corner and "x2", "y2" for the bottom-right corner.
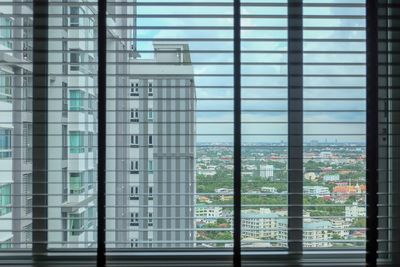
[
  {"x1": 386, "y1": 1, "x2": 400, "y2": 265},
  {"x1": 23, "y1": 0, "x2": 388, "y2": 266},
  {"x1": 287, "y1": 0, "x2": 304, "y2": 256},
  {"x1": 32, "y1": 0, "x2": 48, "y2": 260},
  {"x1": 366, "y1": 0, "x2": 379, "y2": 266},
  {"x1": 97, "y1": 0, "x2": 107, "y2": 266},
  {"x1": 233, "y1": 0, "x2": 241, "y2": 265}
]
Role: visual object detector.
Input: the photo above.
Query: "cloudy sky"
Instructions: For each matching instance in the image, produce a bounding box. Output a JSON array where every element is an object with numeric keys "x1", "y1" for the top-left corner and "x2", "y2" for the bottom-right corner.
[{"x1": 135, "y1": 0, "x2": 366, "y2": 143}]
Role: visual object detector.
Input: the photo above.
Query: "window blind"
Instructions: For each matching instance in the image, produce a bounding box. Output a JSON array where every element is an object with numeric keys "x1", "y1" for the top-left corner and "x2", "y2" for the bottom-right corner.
[
  {"x1": 0, "y1": 0, "x2": 33, "y2": 250},
  {"x1": 46, "y1": 0, "x2": 98, "y2": 248},
  {"x1": 0, "y1": 1, "x2": 398, "y2": 267},
  {"x1": 379, "y1": 0, "x2": 399, "y2": 264},
  {"x1": 302, "y1": 0, "x2": 367, "y2": 252},
  {"x1": 105, "y1": 0, "x2": 234, "y2": 249}
]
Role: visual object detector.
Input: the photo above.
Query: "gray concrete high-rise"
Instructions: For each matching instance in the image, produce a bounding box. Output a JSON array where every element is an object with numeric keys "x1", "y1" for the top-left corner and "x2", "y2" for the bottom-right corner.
[{"x1": 121, "y1": 42, "x2": 196, "y2": 248}]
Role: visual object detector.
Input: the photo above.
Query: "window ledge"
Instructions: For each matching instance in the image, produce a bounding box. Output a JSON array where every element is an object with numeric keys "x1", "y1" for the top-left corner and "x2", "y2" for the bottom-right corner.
[{"x1": 0, "y1": 250, "x2": 394, "y2": 267}]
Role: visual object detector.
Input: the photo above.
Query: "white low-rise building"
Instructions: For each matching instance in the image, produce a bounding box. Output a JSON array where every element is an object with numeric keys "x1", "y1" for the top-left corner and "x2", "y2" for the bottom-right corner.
[
  {"x1": 323, "y1": 174, "x2": 340, "y2": 182},
  {"x1": 303, "y1": 186, "x2": 330, "y2": 197},
  {"x1": 196, "y1": 205, "x2": 223, "y2": 223},
  {"x1": 345, "y1": 202, "x2": 366, "y2": 222},
  {"x1": 304, "y1": 221, "x2": 332, "y2": 248}
]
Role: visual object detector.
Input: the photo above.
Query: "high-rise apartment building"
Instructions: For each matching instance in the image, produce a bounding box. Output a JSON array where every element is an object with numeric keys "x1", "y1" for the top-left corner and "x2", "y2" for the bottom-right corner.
[
  {"x1": 123, "y1": 42, "x2": 196, "y2": 248},
  {"x1": 0, "y1": 0, "x2": 196, "y2": 249},
  {"x1": 0, "y1": 1, "x2": 33, "y2": 249},
  {"x1": 47, "y1": 1, "x2": 100, "y2": 248}
]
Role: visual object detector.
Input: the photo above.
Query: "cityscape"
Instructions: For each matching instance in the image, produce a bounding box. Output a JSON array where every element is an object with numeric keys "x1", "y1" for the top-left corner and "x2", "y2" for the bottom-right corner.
[
  {"x1": 0, "y1": 0, "x2": 366, "y2": 250},
  {"x1": 195, "y1": 141, "x2": 366, "y2": 248}
]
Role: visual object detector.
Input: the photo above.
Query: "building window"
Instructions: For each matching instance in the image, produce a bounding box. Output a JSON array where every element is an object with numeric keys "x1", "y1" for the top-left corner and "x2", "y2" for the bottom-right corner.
[
  {"x1": 87, "y1": 206, "x2": 95, "y2": 228},
  {"x1": 130, "y1": 186, "x2": 139, "y2": 200},
  {"x1": 70, "y1": 49, "x2": 81, "y2": 71},
  {"x1": 130, "y1": 108, "x2": 139, "y2": 122},
  {"x1": 88, "y1": 169, "x2": 94, "y2": 190},
  {"x1": 88, "y1": 17, "x2": 95, "y2": 38},
  {"x1": 148, "y1": 186, "x2": 153, "y2": 201},
  {"x1": 131, "y1": 135, "x2": 139, "y2": 146},
  {"x1": 69, "y1": 213, "x2": 84, "y2": 236},
  {"x1": 62, "y1": 125, "x2": 68, "y2": 160},
  {"x1": 0, "y1": 128, "x2": 12, "y2": 158},
  {"x1": 88, "y1": 94, "x2": 95, "y2": 114},
  {"x1": 148, "y1": 160, "x2": 153, "y2": 173},
  {"x1": 69, "y1": 90, "x2": 85, "y2": 111},
  {"x1": 0, "y1": 71, "x2": 12, "y2": 103},
  {"x1": 69, "y1": 131, "x2": 84, "y2": 153},
  {"x1": 70, "y1": 7, "x2": 80, "y2": 27},
  {"x1": 62, "y1": 82, "x2": 68, "y2": 116},
  {"x1": 0, "y1": 184, "x2": 11, "y2": 216},
  {"x1": 130, "y1": 160, "x2": 139, "y2": 174},
  {"x1": 0, "y1": 17, "x2": 12, "y2": 49},
  {"x1": 148, "y1": 135, "x2": 153, "y2": 147},
  {"x1": 130, "y1": 82, "x2": 139, "y2": 96},
  {"x1": 62, "y1": 212, "x2": 68, "y2": 244},
  {"x1": 148, "y1": 108, "x2": 153, "y2": 121},
  {"x1": 23, "y1": 122, "x2": 32, "y2": 163},
  {"x1": 148, "y1": 81, "x2": 153, "y2": 97},
  {"x1": 69, "y1": 172, "x2": 84, "y2": 194},
  {"x1": 148, "y1": 212, "x2": 153, "y2": 227},
  {"x1": 62, "y1": 39, "x2": 68, "y2": 74},
  {"x1": 130, "y1": 212, "x2": 139, "y2": 227},
  {"x1": 62, "y1": 168, "x2": 68, "y2": 203},
  {"x1": 23, "y1": 74, "x2": 33, "y2": 111},
  {"x1": 88, "y1": 132, "x2": 94, "y2": 152},
  {"x1": 24, "y1": 224, "x2": 32, "y2": 245},
  {"x1": 0, "y1": 239, "x2": 12, "y2": 249},
  {"x1": 23, "y1": 173, "x2": 32, "y2": 215}
]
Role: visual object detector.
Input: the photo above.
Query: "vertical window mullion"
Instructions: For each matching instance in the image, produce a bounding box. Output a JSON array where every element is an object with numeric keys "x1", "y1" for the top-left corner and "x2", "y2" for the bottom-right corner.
[
  {"x1": 233, "y1": 0, "x2": 241, "y2": 265},
  {"x1": 366, "y1": 0, "x2": 379, "y2": 265},
  {"x1": 97, "y1": 0, "x2": 107, "y2": 266},
  {"x1": 288, "y1": 0, "x2": 303, "y2": 255},
  {"x1": 387, "y1": 2, "x2": 400, "y2": 265},
  {"x1": 32, "y1": 0, "x2": 48, "y2": 258}
]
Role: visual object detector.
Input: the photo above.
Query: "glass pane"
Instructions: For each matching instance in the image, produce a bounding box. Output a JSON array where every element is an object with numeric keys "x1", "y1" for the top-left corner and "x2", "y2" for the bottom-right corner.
[
  {"x1": 240, "y1": 0, "x2": 288, "y2": 249},
  {"x1": 0, "y1": 0, "x2": 33, "y2": 250},
  {"x1": 48, "y1": 0, "x2": 98, "y2": 248},
  {"x1": 303, "y1": 0, "x2": 366, "y2": 249},
  {"x1": 106, "y1": 0, "x2": 234, "y2": 249}
]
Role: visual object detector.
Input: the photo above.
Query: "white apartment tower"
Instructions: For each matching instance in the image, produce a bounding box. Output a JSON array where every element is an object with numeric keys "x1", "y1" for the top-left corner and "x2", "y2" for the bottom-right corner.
[
  {"x1": 260, "y1": 165, "x2": 274, "y2": 180},
  {"x1": 0, "y1": 1, "x2": 33, "y2": 248},
  {"x1": 47, "y1": 0, "x2": 136, "y2": 248},
  {"x1": 47, "y1": 1, "x2": 100, "y2": 248},
  {"x1": 124, "y1": 42, "x2": 196, "y2": 248}
]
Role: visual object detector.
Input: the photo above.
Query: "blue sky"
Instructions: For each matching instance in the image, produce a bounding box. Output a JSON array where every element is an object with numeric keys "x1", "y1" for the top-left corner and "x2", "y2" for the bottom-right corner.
[{"x1": 136, "y1": 0, "x2": 366, "y2": 143}]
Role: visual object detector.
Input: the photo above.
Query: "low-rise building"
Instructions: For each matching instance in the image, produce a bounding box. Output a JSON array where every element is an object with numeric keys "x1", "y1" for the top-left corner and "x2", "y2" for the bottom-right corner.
[
  {"x1": 196, "y1": 205, "x2": 223, "y2": 223},
  {"x1": 345, "y1": 202, "x2": 366, "y2": 222},
  {"x1": 323, "y1": 174, "x2": 340, "y2": 182},
  {"x1": 304, "y1": 221, "x2": 332, "y2": 248},
  {"x1": 304, "y1": 172, "x2": 318, "y2": 182},
  {"x1": 303, "y1": 186, "x2": 330, "y2": 197}
]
